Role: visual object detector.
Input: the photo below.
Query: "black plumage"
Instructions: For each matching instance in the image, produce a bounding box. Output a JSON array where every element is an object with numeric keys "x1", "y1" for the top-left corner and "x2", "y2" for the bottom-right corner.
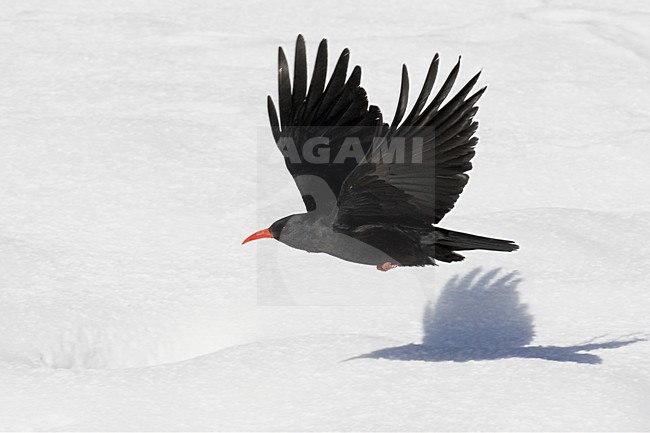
[{"x1": 244, "y1": 35, "x2": 518, "y2": 271}]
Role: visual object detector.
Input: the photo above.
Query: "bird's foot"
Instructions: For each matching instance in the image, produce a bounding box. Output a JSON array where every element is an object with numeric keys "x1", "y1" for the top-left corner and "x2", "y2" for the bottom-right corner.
[{"x1": 376, "y1": 262, "x2": 399, "y2": 272}]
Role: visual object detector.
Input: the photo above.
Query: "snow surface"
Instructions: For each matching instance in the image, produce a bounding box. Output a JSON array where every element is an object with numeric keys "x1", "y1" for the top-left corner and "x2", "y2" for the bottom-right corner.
[{"x1": 1, "y1": 0, "x2": 650, "y2": 430}]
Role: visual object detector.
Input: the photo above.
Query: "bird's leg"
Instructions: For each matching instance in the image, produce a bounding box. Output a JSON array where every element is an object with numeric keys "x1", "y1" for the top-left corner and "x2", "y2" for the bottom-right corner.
[{"x1": 376, "y1": 262, "x2": 399, "y2": 272}]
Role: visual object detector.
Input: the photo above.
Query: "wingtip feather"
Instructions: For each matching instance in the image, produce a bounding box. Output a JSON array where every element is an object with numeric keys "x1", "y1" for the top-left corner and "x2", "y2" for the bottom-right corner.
[{"x1": 390, "y1": 64, "x2": 410, "y2": 129}]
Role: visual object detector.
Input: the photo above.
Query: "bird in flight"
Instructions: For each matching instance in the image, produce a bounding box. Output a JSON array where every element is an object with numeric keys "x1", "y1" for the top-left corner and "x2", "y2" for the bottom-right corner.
[{"x1": 243, "y1": 35, "x2": 518, "y2": 271}]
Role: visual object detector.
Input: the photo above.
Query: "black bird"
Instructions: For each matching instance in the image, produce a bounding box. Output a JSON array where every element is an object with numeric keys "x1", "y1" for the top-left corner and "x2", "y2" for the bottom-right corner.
[{"x1": 243, "y1": 35, "x2": 518, "y2": 271}]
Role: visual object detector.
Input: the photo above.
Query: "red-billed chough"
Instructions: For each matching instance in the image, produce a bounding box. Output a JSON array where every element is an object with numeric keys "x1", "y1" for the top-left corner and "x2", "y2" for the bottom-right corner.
[{"x1": 243, "y1": 35, "x2": 518, "y2": 271}]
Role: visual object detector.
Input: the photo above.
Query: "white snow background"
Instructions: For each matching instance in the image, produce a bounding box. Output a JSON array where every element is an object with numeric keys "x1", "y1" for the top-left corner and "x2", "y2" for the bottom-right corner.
[{"x1": 1, "y1": 0, "x2": 650, "y2": 430}]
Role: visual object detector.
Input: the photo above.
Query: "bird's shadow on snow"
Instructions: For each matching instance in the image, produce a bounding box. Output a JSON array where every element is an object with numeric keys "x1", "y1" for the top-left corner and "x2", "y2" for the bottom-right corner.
[{"x1": 353, "y1": 268, "x2": 644, "y2": 364}]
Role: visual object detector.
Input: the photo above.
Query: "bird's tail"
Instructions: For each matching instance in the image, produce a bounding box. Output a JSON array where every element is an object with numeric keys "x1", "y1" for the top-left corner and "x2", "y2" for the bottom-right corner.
[
  {"x1": 435, "y1": 228, "x2": 519, "y2": 252},
  {"x1": 422, "y1": 228, "x2": 519, "y2": 263}
]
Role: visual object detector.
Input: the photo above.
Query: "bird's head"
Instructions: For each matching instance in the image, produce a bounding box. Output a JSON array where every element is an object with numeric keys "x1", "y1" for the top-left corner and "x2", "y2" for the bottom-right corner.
[{"x1": 241, "y1": 216, "x2": 292, "y2": 245}]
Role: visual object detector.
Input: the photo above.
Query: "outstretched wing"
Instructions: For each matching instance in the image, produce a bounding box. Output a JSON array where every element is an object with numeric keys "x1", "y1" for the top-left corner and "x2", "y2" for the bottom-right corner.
[
  {"x1": 267, "y1": 35, "x2": 384, "y2": 213},
  {"x1": 335, "y1": 55, "x2": 485, "y2": 229}
]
